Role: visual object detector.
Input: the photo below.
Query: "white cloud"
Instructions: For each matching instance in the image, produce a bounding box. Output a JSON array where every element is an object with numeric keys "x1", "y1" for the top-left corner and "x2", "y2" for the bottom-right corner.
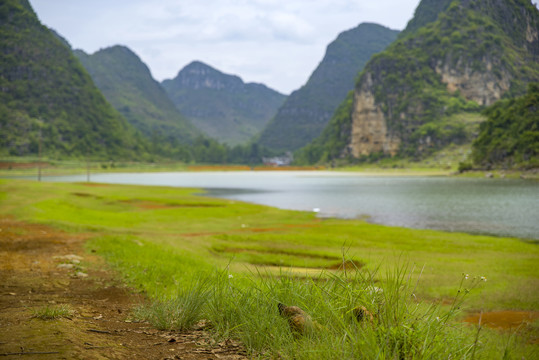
[{"x1": 29, "y1": 0, "x2": 419, "y2": 94}]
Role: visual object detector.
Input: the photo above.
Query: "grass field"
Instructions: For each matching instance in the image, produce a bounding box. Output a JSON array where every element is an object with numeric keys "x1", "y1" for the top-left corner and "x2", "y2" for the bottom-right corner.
[{"x1": 1, "y1": 179, "x2": 537, "y2": 358}]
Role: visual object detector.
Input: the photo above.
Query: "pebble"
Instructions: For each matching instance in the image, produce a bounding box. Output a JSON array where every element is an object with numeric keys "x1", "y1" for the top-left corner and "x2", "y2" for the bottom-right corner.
[
  {"x1": 75, "y1": 271, "x2": 89, "y2": 278},
  {"x1": 57, "y1": 263, "x2": 75, "y2": 269},
  {"x1": 54, "y1": 254, "x2": 84, "y2": 262}
]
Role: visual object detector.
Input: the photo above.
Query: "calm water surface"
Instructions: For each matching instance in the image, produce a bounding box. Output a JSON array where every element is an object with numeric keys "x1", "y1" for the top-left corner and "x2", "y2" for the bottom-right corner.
[{"x1": 42, "y1": 171, "x2": 539, "y2": 240}]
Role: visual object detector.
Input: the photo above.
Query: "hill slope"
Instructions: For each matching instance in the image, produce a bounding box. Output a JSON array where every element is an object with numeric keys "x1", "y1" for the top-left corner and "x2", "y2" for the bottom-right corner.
[
  {"x1": 472, "y1": 83, "x2": 539, "y2": 169},
  {"x1": 0, "y1": 0, "x2": 146, "y2": 159},
  {"x1": 299, "y1": 0, "x2": 539, "y2": 163},
  {"x1": 74, "y1": 46, "x2": 200, "y2": 146},
  {"x1": 257, "y1": 23, "x2": 399, "y2": 152},
  {"x1": 161, "y1": 61, "x2": 286, "y2": 145}
]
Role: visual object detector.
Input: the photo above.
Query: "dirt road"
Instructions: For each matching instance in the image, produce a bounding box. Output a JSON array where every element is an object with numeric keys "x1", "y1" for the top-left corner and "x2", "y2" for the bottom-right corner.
[{"x1": 0, "y1": 218, "x2": 246, "y2": 359}]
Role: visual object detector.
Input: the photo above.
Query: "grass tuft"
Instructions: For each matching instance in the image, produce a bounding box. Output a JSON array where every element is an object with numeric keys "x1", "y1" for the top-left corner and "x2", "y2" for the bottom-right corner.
[
  {"x1": 198, "y1": 264, "x2": 509, "y2": 359},
  {"x1": 132, "y1": 275, "x2": 211, "y2": 331},
  {"x1": 31, "y1": 304, "x2": 73, "y2": 320}
]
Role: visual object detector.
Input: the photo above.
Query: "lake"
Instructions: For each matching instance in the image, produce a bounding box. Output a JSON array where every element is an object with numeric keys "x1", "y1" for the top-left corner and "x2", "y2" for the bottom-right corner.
[{"x1": 42, "y1": 171, "x2": 539, "y2": 240}]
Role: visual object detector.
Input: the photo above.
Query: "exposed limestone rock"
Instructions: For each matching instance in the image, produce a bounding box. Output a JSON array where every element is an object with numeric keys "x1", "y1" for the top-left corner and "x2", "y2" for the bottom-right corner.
[
  {"x1": 347, "y1": 56, "x2": 510, "y2": 156},
  {"x1": 526, "y1": 22, "x2": 538, "y2": 43},
  {"x1": 340, "y1": 0, "x2": 538, "y2": 160},
  {"x1": 348, "y1": 73, "x2": 400, "y2": 157},
  {"x1": 435, "y1": 59, "x2": 511, "y2": 106}
]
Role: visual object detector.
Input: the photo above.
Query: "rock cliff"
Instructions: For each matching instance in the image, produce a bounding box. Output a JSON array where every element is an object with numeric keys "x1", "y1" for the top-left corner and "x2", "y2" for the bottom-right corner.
[
  {"x1": 434, "y1": 59, "x2": 511, "y2": 106},
  {"x1": 346, "y1": 0, "x2": 539, "y2": 158},
  {"x1": 348, "y1": 73, "x2": 400, "y2": 157},
  {"x1": 297, "y1": 0, "x2": 539, "y2": 164},
  {"x1": 257, "y1": 23, "x2": 399, "y2": 152}
]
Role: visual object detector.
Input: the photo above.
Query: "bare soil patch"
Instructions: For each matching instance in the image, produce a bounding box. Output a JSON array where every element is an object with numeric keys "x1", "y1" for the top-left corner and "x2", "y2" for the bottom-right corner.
[
  {"x1": 0, "y1": 162, "x2": 50, "y2": 170},
  {"x1": 0, "y1": 218, "x2": 246, "y2": 359},
  {"x1": 119, "y1": 200, "x2": 223, "y2": 210},
  {"x1": 327, "y1": 259, "x2": 365, "y2": 271},
  {"x1": 463, "y1": 311, "x2": 539, "y2": 330}
]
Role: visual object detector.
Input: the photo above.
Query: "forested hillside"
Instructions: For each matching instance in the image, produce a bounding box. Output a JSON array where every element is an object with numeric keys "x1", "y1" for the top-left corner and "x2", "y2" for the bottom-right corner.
[
  {"x1": 74, "y1": 46, "x2": 201, "y2": 155},
  {"x1": 162, "y1": 61, "x2": 286, "y2": 145},
  {"x1": 472, "y1": 83, "x2": 539, "y2": 169},
  {"x1": 257, "y1": 23, "x2": 399, "y2": 152},
  {"x1": 0, "y1": 0, "x2": 148, "y2": 159},
  {"x1": 298, "y1": 0, "x2": 539, "y2": 166}
]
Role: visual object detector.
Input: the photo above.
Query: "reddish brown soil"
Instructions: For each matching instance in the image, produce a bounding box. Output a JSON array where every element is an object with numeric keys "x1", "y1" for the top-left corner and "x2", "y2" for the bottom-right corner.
[
  {"x1": 327, "y1": 259, "x2": 365, "y2": 271},
  {"x1": 186, "y1": 165, "x2": 322, "y2": 171},
  {"x1": 0, "y1": 162, "x2": 49, "y2": 169},
  {"x1": 0, "y1": 218, "x2": 246, "y2": 360},
  {"x1": 463, "y1": 311, "x2": 539, "y2": 330},
  {"x1": 118, "y1": 200, "x2": 222, "y2": 210},
  {"x1": 182, "y1": 222, "x2": 321, "y2": 238},
  {"x1": 187, "y1": 165, "x2": 252, "y2": 171}
]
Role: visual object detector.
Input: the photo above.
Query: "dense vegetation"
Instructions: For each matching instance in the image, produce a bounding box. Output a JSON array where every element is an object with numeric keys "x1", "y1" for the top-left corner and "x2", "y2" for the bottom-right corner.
[
  {"x1": 257, "y1": 23, "x2": 399, "y2": 152},
  {"x1": 401, "y1": 0, "x2": 454, "y2": 36},
  {"x1": 298, "y1": 0, "x2": 539, "y2": 165},
  {"x1": 73, "y1": 46, "x2": 278, "y2": 164},
  {"x1": 186, "y1": 136, "x2": 272, "y2": 165},
  {"x1": 472, "y1": 83, "x2": 539, "y2": 169},
  {"x1": 0, "y1": 1, "x2": 274, "y2": 165},
  {"x1": 295, "y1": 92, "x2": 355, "y2": 165},
  {"x1": 0, "y1": 0, "x2": 149, "y2": 159},
  {"x1": 74, "y1": 46, "x2": 201, "y2": 148},
  {"x1": 162, "y1": 61, "x2": 286, "y2": 146}
]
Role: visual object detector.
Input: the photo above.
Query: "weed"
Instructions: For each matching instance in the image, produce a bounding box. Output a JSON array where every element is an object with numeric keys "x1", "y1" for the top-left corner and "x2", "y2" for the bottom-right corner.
[
  {"x1": 31, "y1": 304, "x2": 73, "y2": 320},
  {"x1": 132, "y1": 275, "x2": 211, "y2": 331},
  {"x1": 198, "y1": 264, "x2": 500, "y2": 359}
]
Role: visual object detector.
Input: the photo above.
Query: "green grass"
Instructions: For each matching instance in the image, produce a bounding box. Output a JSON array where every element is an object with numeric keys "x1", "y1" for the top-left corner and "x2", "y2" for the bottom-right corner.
[
  {"x1": 337, "y1": 144, "x2": 475, "y2": 173},
  {"x1": 132, "y1": 274, "x2": 211, "y2": 331},
  {"x1": 1, "y1": 179, "x2": 537, "y2": 358},
  {"x1": 0, "y1": 157, "x2": 189, "y2": 177},
  {"x1": 31, "y1": 304, "x2": 73, "y2": 320}
]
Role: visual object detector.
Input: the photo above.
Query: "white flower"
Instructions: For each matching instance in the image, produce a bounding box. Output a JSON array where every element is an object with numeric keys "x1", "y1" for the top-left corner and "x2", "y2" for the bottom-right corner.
[
  {"x1": 368, "y1": 286, "x2": 383, "y2": 294},
  {"x1": 465, "y1": 274, "x2": 469, "y2": 280},
  {"x1": 228, "y1": 274, "x2": 233, "y2": 279},
  {"x1": 480, "y1": 276, "x2": 487, "y2": 282}
]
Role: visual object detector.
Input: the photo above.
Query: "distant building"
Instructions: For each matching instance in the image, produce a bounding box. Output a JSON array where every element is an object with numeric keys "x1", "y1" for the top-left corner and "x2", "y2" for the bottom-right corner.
[{"x1": 262, "y1": 152, "x2": 293, "y2": 167}]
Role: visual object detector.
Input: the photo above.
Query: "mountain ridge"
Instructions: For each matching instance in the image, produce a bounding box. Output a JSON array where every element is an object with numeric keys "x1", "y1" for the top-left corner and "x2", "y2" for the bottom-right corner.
[
  {"x1": 256, "y1": 22, "x2": 399, "y2": 152},
  {"x1": 297, "y1": 0, "x2": 539, "y2": 164},
  {"x1": 0, "y1": 0, "x2": 147, "y2": 159},
  {"x1": 74, "y1": 45, "x2": 201, "y2": 147},
  {"x1": 162, "y1": 61, "x2": 286, "y2": 145}
]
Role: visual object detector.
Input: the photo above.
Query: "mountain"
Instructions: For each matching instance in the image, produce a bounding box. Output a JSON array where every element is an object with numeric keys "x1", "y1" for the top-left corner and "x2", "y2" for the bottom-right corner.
[
  {"x1": 298, "y1": 0, "x2": 539, "y2": 163},
  {"x1": 402, "y1": 0, "x2": 454, "y2": 35},
  {"x1": 472, "y1": 83, "x2": 539, "y2": 169},
  {"x1": 257, "y1": 23, "x2": 399, "y2": 152},
  {"x1": 161, "y1": 61, "x2": 286, "y2": 145},
  {"x1": 74, "y1": 46, "x2": 200, "y2": 146},
  {"x1": 0, "y1": 0, "x2": 147, "y2": 159}
]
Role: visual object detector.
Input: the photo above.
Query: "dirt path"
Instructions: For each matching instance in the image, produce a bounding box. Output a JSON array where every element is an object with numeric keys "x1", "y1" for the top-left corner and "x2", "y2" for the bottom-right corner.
[{"x1": 0, "y1": 218, "x2": 247, "y2": 360}]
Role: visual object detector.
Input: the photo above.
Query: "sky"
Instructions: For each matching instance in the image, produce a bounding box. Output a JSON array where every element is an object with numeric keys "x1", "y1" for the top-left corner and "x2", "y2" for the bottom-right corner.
[{"x1": 29, "y1": 0, "x2": 422, "y2": 94}]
